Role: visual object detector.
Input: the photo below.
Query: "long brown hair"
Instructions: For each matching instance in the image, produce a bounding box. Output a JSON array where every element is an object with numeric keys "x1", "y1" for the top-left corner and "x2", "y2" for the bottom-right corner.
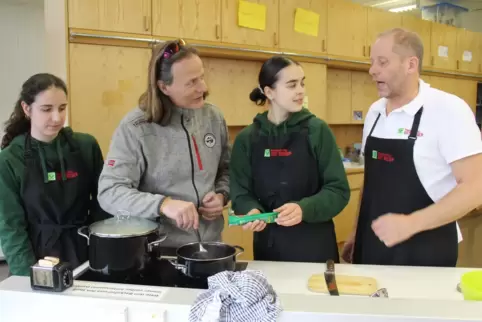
[
  {"x1": 1, "y1": 73, "x2": 67, "y2": 149},
  {"x1": 139, "y1": 39, "x2": 199, "y2": 126}
]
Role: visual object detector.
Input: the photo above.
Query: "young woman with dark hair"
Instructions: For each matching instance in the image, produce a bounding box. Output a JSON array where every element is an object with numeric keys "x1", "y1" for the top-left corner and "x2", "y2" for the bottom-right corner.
[
  {"x1": 0, "y1": 73, "x2": 109, "y2": 275},
  {"x1": 97, "y1": 39, "x2": 231, "y2": 255},
  {"x1": 230, "y1": 56, "x2": 350, "y2": 263}
]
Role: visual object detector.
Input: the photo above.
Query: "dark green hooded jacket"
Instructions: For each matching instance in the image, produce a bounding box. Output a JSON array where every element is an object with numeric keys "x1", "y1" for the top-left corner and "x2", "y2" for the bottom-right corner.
[
  {"x1": 230, "y1": 109, "x2": 350, "y2": 222},
  {"x1": 0, "y1": 127, "x2": 106, "y2": 276}
]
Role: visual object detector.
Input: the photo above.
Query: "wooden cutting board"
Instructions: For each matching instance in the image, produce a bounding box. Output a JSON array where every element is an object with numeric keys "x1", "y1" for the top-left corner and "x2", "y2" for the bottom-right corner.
[{"x1": 307, "y1": 274, "x2": 378, "y2": 296}]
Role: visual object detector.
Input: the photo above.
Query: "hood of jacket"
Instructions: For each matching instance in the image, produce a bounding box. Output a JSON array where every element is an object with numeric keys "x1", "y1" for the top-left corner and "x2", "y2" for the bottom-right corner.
[{"x1": 253, "y1": 108, "x2": 315, "y2": 136}]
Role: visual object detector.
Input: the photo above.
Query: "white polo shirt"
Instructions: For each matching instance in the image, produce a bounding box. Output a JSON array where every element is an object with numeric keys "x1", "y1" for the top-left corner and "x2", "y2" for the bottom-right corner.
[{"x1": 362, "y1": 79, "x2": 482, "y2": 242}]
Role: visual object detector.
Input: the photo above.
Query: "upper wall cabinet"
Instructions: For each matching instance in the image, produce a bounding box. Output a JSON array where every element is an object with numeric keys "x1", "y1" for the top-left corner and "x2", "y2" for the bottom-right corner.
[
  {"x1": 152, "y1": 0, "x2": 222, "y2": 42},
  {"x1": 279, "y1": 0, "x2": 327, "y2": 54},
  {"x1": 401, "y1": 14, "x2": 432, "y2": 69},
  {"x1": 68, "y1": 0, "x2": 152, "y2": 34},
  {"x1": 327, "y1": 0, "x2": 368, "y2": 60},
  {"x1": 456, "y1": 28, "x2": 480, "y2": 74},
  {"x1": 430, "y1": 22, "x2": 458, "y2": 71},
  {"x1": 222, "y1": 0, "x2": 279, "y2": 48},
  {"x1": 366, "y1": 7, "x2": 402, "y2": 49},
  {"x1": 299, "y1": 62, "x2": 327, "y2": 120}
]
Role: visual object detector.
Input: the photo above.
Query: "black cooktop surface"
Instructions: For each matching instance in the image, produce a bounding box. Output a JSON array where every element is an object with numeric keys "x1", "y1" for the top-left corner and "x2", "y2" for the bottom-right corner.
[{"x1": 74, "y1": 259, "x2": 248, "y2": 290}]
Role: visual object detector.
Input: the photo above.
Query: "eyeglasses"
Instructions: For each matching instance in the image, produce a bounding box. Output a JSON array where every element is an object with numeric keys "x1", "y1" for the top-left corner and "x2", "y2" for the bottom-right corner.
[{"x1": 162, "y1": 38, "x2": 186, "y2": 60}]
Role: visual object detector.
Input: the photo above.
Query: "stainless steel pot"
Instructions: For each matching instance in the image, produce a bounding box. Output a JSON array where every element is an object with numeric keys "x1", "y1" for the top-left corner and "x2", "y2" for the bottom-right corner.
[{"x1": 78, "y1": 213, "x2": 167, "y2": 276}]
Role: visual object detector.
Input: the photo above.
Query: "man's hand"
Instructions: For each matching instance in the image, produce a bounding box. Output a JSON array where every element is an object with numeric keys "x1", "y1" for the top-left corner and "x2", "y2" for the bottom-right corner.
[
  {"x1": 199, "y1": 191, "x2": 224, "y2": 221},
  {"x1": 371, "y1": 213, "x2": 416, "y2": 247},
  {"x1": 242, "y1": 209, "x2": 266, "y2": 232},
  {"x1": 160, "y1": 198, "x2": 199, "y2": 230},
  {"x1": 275, "y1": 203, "x2": 302, "y2": 227}
]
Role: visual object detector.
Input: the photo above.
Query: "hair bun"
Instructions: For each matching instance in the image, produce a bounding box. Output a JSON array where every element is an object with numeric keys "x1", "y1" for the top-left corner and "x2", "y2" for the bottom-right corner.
[{"x1": 249, "y1": 86, "x2": 267, "y2": 106}]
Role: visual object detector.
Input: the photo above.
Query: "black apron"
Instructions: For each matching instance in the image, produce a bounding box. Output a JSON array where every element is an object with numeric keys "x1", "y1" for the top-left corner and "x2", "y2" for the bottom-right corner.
[
  {"x1": 250, "y1": 119, "x2": 339, "y2": 263},
  {"x1": 22, "y1": 129, "x2": 94, "y2": 269},
  {"x1": 353, "y1": 107, "x2": 458, "y2": 267}
]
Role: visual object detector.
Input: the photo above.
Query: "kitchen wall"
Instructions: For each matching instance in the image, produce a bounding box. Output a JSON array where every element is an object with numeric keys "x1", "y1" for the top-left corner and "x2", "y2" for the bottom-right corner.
[
  {"x1": 0, "y1": 0, "x2": 46, "y2": 134},
  {"x1": 460, "y1": 10, "x2": 482, "y2": 32}
]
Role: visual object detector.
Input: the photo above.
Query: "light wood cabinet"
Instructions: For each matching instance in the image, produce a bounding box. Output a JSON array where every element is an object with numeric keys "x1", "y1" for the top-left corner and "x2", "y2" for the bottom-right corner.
[
  {"x1": 333, "y1": 183, "x2": 361, "y2": 244},
  {"x1": 351, "y1": 71, "x2": 378, "y2": 124},
  {"x1": 151, "y1": 0, "x2": 222, "y2": 42},
  {"x1": 401, "y1": 14, "x2": 432, "y2": 69},
  {"x1": 69, "y1": 44, "x2": 151, "y2": 155},
  {"x1": 427, "y1": 76, "x2": 478, "y2": 114},
  {"x1": 327, "y1": 0, "x2": 368, "y2": 60},
  {"x1": 279, "y1": 0, "x2": 327, "y2": 54},
  {"x1": 203, "y1": 57, "x2": 263, "y2": 126},
  {"x1": 68, "y1": 0, "x2": 152, "y2": 34},
  {"x1": 455, "y1": 28, "x2": 480, "y2": 74},
  {"x1": 366, "y1": 7, "x2": 402, "y2": 52},
  {"x1": 222, "y1": 208, "x2": 254, "y2": 261},
  {"x1": 221, "y1": 0, "x2": 279, "y2": 48},
  {"x1": 299, "y1": 62, "x2": 327, "y2": 120},
  {"x1": 326, "y1": 69, "x2": 352, "y2": 124},
  {"x1": 430, "y1": 22, "x2": 458, "y2": 71},
  {"x1": 326, "y1": 69, "x2": 377, "y2": 124}
]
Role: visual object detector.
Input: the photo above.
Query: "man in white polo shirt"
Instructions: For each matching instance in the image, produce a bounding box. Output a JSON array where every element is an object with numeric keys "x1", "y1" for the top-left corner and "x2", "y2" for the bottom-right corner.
[{"x1": 343, "y1": 28, "x2": 482, "y2": 267}]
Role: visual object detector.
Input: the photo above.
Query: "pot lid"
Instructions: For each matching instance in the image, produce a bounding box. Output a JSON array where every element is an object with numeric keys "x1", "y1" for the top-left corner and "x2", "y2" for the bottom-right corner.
[{"x1": 89, "y1": 212, "x2": 158, "y2": 237}]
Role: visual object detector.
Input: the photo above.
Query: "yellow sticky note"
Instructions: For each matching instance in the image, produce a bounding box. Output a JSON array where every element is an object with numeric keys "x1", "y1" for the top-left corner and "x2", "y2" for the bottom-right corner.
[
  {"x1": 238, "y1": 0, "x2": 267, "y2": 31},
  {"x1": 294, "y1": 8, "x2": 319, "y2": 37}
]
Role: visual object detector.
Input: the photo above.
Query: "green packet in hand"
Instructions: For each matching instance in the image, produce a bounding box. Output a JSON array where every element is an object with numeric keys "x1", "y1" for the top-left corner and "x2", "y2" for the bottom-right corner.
[{"x1": 228, "y1": 208, "x2": 279, "y2": 226}]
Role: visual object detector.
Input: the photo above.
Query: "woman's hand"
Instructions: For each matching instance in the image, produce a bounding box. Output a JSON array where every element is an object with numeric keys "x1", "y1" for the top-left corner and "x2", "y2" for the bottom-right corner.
[
  {"x1": 160, "y1": 198, "x2": 199, "y2": 230},
  {"x1": 242, "y1": 209, "x2": 267, "y2": 232},
  {"x1": 275, "y1": 203, "x2": 302, "y2": 227}
]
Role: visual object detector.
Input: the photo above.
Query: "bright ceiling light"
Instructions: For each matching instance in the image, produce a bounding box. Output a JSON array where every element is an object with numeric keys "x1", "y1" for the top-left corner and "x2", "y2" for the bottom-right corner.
[{"x1": 389, "y1": 4, "x2": 417, "y2": 12}]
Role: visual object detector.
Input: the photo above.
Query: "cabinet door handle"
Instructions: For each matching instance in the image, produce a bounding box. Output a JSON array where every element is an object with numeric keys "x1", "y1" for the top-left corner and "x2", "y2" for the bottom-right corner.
[
  {"x1": 143, "y1": 16, "x2": 150, "y2": 32},
  {"x1": 363, "y1": 45, "x2": 366, "y2": 57},
  {"x1": 368, "y1": 45, "x2": 371, "y2": 57},
  {"x1": 273, "y1": 32, "x2": 278, "y2": 47},
  {"x1": 322, "y1": 39, "x2": 326, "y2": 52},
  {"x1": 431, "y1": 56, "x2": 434, "y2": 66},
  {"x1": 215, "y1": 24, "x2": 220, "y2": 39},
  {"x1": 456, "y1": 60, "x2": 460, "y2": 70}
]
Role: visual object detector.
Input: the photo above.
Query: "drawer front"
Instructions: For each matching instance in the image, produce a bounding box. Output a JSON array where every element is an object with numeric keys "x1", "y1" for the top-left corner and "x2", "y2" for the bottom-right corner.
[{"x1": 347, "y1": 173, "x2": 364, "y2": 190}]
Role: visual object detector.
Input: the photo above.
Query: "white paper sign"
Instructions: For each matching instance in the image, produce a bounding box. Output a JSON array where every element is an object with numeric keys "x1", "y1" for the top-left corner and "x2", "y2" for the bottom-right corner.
[
  {"x1": 438, "y1": 45, "x2": 449, "y2": 58},
  {"x1": 463, "y1": 50, "x2": 472, "y2": 62},
  {"x1": 70, "y1": 281, "x2": 165, "y2": 301}
]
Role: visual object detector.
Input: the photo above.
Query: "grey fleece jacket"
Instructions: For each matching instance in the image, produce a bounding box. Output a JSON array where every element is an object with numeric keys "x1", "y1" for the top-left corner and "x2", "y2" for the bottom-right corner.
[{"x1": 97, "y1": 103, "x2": 231, "y2": 248}]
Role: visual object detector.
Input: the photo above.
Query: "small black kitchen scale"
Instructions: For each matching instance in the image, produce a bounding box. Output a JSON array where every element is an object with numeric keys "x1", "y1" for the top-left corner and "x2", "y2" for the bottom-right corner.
[{"x1": 74, "y1": 258, "x2": 248, "y2": 290}]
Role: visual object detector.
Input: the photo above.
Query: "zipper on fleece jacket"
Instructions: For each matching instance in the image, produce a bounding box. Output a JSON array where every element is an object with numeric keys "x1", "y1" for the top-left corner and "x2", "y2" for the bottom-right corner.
[{"x1": 181, "y1": 114, "x2": 201, "y2": 209}]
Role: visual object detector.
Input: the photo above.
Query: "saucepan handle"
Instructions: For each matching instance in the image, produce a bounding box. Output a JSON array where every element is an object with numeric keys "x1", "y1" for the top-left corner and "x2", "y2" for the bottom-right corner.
[
  {"x1": 167, "y1": 258, "x2": 186, "y2": 274},
  {"x1": 77, "y1": 226, "x2": 90, "y2": 245},
  {"x1": 233, "y1": 245, "x2": 244, "y2": 257},
  {"x1": 147, "y1": 233, "x2": 168, "y2": 252}
]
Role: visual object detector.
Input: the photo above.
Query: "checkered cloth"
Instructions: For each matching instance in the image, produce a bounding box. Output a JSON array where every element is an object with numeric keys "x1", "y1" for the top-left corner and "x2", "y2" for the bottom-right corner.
[{"x1": 188, "y1": 270, "x2": 282, "y2": 322}]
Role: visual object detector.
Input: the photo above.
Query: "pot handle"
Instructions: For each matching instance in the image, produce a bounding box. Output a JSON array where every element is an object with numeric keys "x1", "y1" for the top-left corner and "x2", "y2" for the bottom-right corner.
[
  {"x1": 147, "y1": 233, "x2": 168, "y2": 252},
  {"x1": 233, "y1": 245, "x2": 244, "y2": 257},
  {"x1": 167, "y1": 258, "x2": 186, "y2": 274},
  {"x1": 77, "y1": 226, "x2": 90, "y2": 245}
]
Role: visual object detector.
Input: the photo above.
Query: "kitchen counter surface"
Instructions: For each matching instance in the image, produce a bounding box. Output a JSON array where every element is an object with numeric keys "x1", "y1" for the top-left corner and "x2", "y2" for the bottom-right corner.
[{"x1": 1, "y1": 261, "x2": 481, "y2": 321}]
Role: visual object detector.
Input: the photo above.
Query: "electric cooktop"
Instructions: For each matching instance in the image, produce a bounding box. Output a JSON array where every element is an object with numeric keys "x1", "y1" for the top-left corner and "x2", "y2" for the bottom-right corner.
[{"x1": 74, "y1": 258, "x2": 248, "y2": 290}]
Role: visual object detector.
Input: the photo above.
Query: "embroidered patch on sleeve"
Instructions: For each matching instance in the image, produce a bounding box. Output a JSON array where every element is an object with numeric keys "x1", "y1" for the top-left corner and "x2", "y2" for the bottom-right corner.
[{"x1": 107, "y1": 159, "x2": 116, "y2": 167}]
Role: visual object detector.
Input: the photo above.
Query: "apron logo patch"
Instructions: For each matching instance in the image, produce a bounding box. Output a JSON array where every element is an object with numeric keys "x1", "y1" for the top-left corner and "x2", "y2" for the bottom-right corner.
[
  {"x1": 47, "y1": 171, "x2": 79, "y2": 181},
  {"x1": 263, "y1": 149, "x2": 292, "y2": 157},
  {"x1": 372, "y1": 150, "x2": 394, "y2": 162},
  {"x1": 204, "y1": 133, "x2": 216, "y2": 148},
  {"x1": 107, "y1": 160, "x2": 116, "y2": 167},
  {"x1": 47, "y1": 172, "x2": 56, "y2": 182},
  {"x1": 397, "y1": 128, "x2": 423, "y2": 137}
]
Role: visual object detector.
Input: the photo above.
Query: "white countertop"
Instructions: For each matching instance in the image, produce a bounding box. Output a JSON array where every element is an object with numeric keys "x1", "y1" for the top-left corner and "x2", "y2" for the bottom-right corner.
[{"x1": 1, "y1": 260, "x2": 481, "y2": 322}]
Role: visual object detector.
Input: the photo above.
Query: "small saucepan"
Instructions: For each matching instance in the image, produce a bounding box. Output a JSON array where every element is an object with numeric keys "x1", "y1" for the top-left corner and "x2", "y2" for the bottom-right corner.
[
  {"x1": 169, "y1": 242, "x2": 244, "y2": 279},
  {"x1": 78, "y1": 213, "x2": 167, "y2": 277}
]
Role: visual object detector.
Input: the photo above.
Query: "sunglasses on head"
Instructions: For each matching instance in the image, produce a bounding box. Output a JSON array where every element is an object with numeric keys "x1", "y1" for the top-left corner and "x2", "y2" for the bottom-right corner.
[{"x1": 162, "y1": 39, "x2": 186, "y2": 60}]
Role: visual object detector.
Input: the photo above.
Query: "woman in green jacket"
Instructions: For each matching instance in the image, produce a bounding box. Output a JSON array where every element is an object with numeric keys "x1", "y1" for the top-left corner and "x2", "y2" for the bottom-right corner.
[
  {"x1": 230, "y1": 56, "x2": 350, "y2": 263},
  {"x1": 0, "y1": 73, "x2": 109, "y2": 276}
]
